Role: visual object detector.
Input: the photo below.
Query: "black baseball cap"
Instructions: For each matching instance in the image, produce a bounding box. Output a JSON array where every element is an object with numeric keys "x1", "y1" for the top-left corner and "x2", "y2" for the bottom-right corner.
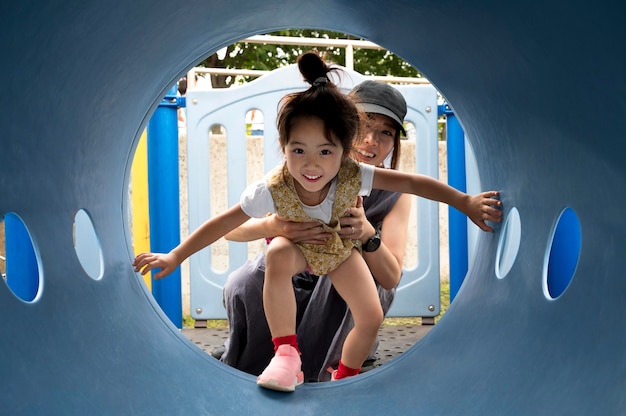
[{"x1": 351, "y1": 80, "x2": 407, "y2": 135}]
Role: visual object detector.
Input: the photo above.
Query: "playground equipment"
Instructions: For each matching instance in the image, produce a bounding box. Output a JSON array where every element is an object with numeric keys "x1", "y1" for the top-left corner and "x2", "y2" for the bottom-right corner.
[
  {"x1": 184, "y1": 64, "x2": 446, "y2": 321},
  {"x1": 1, "y1": 1, "x2": 625, "y2": 415},
  {"x1": 113, "y1": 63, "x2": 476, "y2": 326}
]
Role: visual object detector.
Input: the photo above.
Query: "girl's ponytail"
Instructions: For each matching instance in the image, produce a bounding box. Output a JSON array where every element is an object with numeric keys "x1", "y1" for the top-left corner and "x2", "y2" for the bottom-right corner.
[
  {"x1": 297, "y1": 51, "x2": 339, "y2": 89},
  {"x1": 277, "y1": 51, "x2": 360, "y2": 154}
]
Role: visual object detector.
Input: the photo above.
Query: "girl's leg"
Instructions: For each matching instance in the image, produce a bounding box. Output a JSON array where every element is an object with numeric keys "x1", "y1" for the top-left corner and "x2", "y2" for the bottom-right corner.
[
  {"x1": 328, "y1": 250, "x2": 384, "y2": 373},
  {"x1": 257, "y1": 237, "x2": 308, "y2": 392},
  {"x1": 263, "y1": 237, "x2": 307, "y2": 339},
  {"x1": 221, "y1": 253, "x2": 320, "y2": 376}
]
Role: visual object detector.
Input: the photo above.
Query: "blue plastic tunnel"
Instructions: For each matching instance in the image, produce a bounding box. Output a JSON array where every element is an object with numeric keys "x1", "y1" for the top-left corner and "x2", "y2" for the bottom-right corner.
[{"x1": 1, "y1": 1, "x2": 625, "y2": 414}]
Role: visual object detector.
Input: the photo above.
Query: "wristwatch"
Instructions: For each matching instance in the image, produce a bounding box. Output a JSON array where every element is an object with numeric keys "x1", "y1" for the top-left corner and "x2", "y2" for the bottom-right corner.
[{"x1": 362, "y1": 230, "x2": 381, "y2": 252}]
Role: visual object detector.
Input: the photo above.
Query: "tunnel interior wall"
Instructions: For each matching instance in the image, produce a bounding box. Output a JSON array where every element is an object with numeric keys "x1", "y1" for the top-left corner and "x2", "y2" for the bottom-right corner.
[{"x1": 1, "y1": 1, "x2": 625, "y2": 414}]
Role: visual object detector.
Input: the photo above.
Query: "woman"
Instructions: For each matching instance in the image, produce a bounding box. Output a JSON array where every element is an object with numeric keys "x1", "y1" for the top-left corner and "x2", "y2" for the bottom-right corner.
[{"x1": 219, "y1": 80, "x2": 413, "y2": 382}]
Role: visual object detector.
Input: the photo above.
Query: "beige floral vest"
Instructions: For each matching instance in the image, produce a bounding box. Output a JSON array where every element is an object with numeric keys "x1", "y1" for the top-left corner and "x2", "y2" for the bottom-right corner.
[{"x1": 267, "y1": 158, "x2": 363, "y2": 275}]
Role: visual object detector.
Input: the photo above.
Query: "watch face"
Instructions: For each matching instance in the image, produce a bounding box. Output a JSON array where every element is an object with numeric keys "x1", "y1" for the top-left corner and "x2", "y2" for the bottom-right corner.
[{"x1": 365, "y1": 235, "x2": 381, "y2": 252}]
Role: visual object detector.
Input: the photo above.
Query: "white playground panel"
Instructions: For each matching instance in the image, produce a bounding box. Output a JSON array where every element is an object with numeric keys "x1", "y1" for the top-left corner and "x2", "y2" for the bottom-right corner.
[{"x1": 185, "y1": 64, "x2": 441, "y2": 319}]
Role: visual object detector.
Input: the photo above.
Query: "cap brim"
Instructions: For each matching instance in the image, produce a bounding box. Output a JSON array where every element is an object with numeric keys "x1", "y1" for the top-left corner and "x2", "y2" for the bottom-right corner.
[{"x1": 360, "y1": 103, "x2": 406, "y2": 135}]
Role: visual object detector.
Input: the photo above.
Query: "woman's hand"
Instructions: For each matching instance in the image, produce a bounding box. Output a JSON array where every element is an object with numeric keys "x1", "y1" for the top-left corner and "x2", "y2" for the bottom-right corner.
[
  {"x1": 338, "y1": 196, "x2": 376, "y2": 242},
  {"x1": 268, "y1": 215, "x2": 332, "y2": 245},
  {"x1": 133, "y1": 252, "x2": 180, "y2": 280},
  {"x1": 463, "y1": 191, "x2": 503, "y2": 232}
]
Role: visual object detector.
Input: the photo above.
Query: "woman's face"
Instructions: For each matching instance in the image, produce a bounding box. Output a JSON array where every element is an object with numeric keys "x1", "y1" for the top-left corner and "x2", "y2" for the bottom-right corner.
[{"x1": 352, "y1": 113, "x2": 398, "y2": 167}]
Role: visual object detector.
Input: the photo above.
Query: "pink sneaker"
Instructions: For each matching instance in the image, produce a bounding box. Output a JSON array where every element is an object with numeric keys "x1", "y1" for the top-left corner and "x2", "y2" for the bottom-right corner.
[
  {"x1": 328, "y1": 367, "x2": 339, "y2": 381},
  {"x1": 257, "y1": 345, "x2": 304, "y2": 392}
]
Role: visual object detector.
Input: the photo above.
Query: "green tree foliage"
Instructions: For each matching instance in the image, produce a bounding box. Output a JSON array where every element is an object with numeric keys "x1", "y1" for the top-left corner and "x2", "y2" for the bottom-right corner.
[{"x1": 199, "y1": 29, "x2": 422, "y2": 88}]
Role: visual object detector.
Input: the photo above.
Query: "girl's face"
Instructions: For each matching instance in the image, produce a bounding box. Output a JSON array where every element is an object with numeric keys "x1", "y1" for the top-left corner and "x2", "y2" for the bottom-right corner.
[
  {"x1": 284, "y1": 116, "x2": 344, "y2": 205},
  {"x1": 353, "y1": 113, "x2": 398, "y2": 167}
]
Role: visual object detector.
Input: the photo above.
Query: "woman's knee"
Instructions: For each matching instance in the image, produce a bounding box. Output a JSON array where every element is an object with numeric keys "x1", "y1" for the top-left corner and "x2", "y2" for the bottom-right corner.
[{"x1": 223, "y1": 259, "x2": 265, "y2": 300}]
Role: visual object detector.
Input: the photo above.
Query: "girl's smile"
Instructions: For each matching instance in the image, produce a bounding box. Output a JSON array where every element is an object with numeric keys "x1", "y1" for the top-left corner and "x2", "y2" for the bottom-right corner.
[{"x1": 303, "y1": 173, "x2": 322, "y2": 182}]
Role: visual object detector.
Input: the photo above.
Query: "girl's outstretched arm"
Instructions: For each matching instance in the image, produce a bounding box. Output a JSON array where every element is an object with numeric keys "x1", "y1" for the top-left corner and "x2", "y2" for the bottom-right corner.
[
  {"x1": 372, "y1": 168, "x2": 502, "y2": 232},
  {"x1": 133, "y1": 204, "x2": 250, "y2": 279}
]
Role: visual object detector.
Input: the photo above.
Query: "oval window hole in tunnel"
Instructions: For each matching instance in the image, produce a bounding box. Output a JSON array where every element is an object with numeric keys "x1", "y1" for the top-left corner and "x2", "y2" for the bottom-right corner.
[
  {"x1": 495, "y1": 207, "x2": 521, "y2": 279},
  {"x1": 543, "y1": 207, "x2": 582, "y2": 300},
  {"x1": 73, "y1": 209, "x2": 104, "y2": 281},
  {"x1": 1, "y1": 212, "x2": 41, "y2": 302}
]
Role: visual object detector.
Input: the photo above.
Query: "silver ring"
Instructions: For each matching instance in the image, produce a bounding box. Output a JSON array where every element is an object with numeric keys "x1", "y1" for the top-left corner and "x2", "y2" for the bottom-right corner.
[{"x1": 350, "y1": 226, "x2": 355, "y2": 234}]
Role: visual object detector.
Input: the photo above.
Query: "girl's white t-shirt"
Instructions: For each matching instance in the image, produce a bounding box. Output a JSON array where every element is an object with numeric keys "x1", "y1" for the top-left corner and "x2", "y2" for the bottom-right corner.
[{"x1": 240, "y1": 162, "x2": 375, "y2": 223}]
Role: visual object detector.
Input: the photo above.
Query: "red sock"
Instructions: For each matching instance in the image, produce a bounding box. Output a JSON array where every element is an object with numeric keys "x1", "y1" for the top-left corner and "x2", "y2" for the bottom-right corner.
[
  {"x1": 334, "y1": 360, "x2": 360, "y2": 379},
  {"x1": 272, "y1": 335, "x2": 299, "y2": 353}
]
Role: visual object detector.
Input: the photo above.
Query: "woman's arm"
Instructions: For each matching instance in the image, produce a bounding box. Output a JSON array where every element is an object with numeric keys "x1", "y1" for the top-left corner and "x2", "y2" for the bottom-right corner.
[
  {"x1": 372, "y1": 168, "x2": 502, "y2": 232},
  {"x1": 225, "y1": 214, "x2": 333, "y2": 244},
  {"x1": 224, "y1": 217, "x2": 277, "y2": 242},
  {"x1": 340, "y1": 195, "x2": 411, "y2": 290},
  {"x1": 133, "y1": 204, "x2": 250, "y2": 279},
  {"x1": 364, "y1": 194, "x2": 411, "y2": 290}
]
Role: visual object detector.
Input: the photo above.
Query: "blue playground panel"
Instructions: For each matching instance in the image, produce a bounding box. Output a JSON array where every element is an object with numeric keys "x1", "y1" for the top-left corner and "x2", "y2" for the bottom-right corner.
[{"x1": 1, "y1": 1, "x2": 625, "y2": 415}]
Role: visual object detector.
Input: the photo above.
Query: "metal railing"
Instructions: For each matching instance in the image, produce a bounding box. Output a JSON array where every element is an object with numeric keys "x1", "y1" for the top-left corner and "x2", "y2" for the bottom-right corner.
[{"x1": 187, "y1": 35, "x2": 429, "y2": 87}]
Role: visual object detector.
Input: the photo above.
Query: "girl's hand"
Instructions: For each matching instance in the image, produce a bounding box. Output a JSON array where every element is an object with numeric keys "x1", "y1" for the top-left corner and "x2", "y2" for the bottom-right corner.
[
  {"x1": 133, "y1": 252, "x2": 180, "y2": 280},
  {"x1": 464, "y1": 191, "x2": 503, "y2": 232},
  {"x1": 269, "y1": 215, "x2": 332, "y2": 244},
  {"x1": 339, "y1": 196, "x2": 376, "y2": 242}
]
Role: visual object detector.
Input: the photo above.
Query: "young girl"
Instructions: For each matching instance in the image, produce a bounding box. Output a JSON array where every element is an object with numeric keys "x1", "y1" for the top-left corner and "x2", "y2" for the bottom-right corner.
[
  {"x1": 218, "y1": 79, "x2": 413, "y2": 382},
  {"x1": 133, "y1": 52, "x2": 502, "y2": 392}
]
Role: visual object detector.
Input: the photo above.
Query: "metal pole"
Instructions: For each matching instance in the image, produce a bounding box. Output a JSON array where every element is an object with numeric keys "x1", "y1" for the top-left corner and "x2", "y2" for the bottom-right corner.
[
  {"x1": 440, "y1": 104, "x2": 468, "y2": 302},
  {"x1": 147, "y1": 84, "x2": 182, "y2": 328},
  {"x1": 345, "y1": 44, "x2": 354, "y2": 70},
  {"x1": 5, "y1": 213, "x2": 39, "y2": 301}
]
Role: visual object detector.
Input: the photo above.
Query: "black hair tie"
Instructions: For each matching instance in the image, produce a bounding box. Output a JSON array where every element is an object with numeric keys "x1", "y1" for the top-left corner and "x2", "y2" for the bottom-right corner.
[{"x1": 313, "y1": 76, "x2": 328, "y2": 87}]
